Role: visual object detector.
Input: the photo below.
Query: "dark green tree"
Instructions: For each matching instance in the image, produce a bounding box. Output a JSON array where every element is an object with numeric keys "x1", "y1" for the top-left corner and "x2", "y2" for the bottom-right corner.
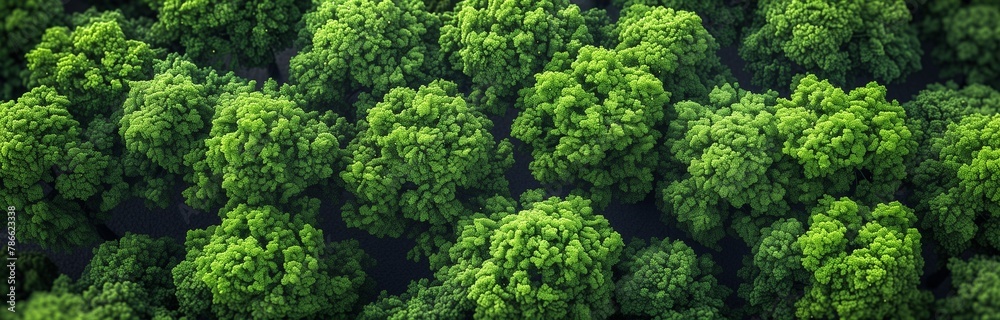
[
  {"x1": 903, "y1": 82, "x2": 1000, "y2": 170},
  {"x1": 173, "y1": 204, "x2": 373, "y2": 319},
  {"x1": 740, "y1": 0, "x2": 922, "y2": 88},
  {"x1": 615, "y1": 238, "x2": 731, "y2": 319},
  {"x1": 342, "y1": 80, "x2": 513, "y2": 259},
  {"x1": 737, "y1": 218, "x2": 808, "y2": 320},
  {"x1": 77, "y1": 233, "x2": 183, "y2": 309},
  {"x1": 614, "y1": 4, "x2": 732, "y2": 104},
  {"x1": 439, "y1": 0, "x2": 594, "y2": 113},
  {"x1": 183, "y1": 91, "x2": 350, "y2": 213},
  {"x1": 913, "y1": 113, "x2": 1000, "y2": 254},
  {"x1": 0, "y1": 87, "x2": 127, "y2": 249},
  {"x1": 921, "y1": 0, "x2": 1000, "y2": 87},
  {"x1": 0, "y1": 0, "x2": 63, "y2": 100},
  {"x1": 939, "y1": 256, "x2": 1000, "y2": 319},
  {"x1": 289, "y1": 0, "x2": 441, "y2": 115},
  {"x1": 514, "y1": 46, "x2": 668, "y2": 208},
  {"x1": 438, "y1": 195, "x2": 624, "y2": 319},
  {"x1": 153, "y1": 0, "x2": 311, "y2": 68}
]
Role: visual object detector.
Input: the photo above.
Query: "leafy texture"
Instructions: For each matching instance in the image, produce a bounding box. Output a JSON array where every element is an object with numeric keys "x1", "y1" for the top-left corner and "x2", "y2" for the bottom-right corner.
[
  {"x1": 439, "y1": 0, "x2": 593, "y2": 113},
  {"x1": 154, "y1": 0, "x2": 310, "y2": 68},
  {"x1": 914, "y1": 113, "x2": 1000, "y2": 254},
  {"x1": 439, "y1": 195, "x2": 624, "y2": 319},
  {"x1": 741, "y1": 0, "x2": 921, "y2": 88},
  {"x1": 175, "y1": 205, "x2": 373, "y2": 319},
  {"x1": 342, "y1": 80, "x2": 513, "y2": 259},
  {"x1": 77, "y1": 233, "x2": 183, "y2": 309},
  {"x1": 612, "y1": 0, "x2": 746, "y2": 46},
  {"x1": 663, "y1": 83, "x2": 801, "y2": 246},
  {"x1": 514, "y1": 47, "x2": 667, "y2": 208},
  {"x1": 290, "y1": 0, "x2": 441, "y2": 115},
  {"x1": 24, "y1": 17, "x2": 158, "y2": 121},
  {"x1": 939, "y1": 256, "x2": 1000, "y2": 319},
  {"x1": 0, "y1": 0, "x2": 63, "y2": 100},
  {"x1": 184, "y1": 91, "x2": 348, "y2": 213},
  {"x1": 775, "y1": 75, "x2": 914, "y2": 204},
  {"x1": 615, "y1": 238, "x2": 730, "y2": 319},
  {"x1": 922, "y1": 0, "x2": 1000, "y2": 87},
  {"x1": 0, "y1": 87, "x2": 126, "y2": 249},
  {"x1": 738, "y1": 218, "x2": 809, "y2": 320},
  {"x1": 615, "y1": 5, "x2": 731, "y2": 104},
  {"x1": 358, "y1": 279, "x2": 471, "y2": 320},
  {"x1": 903, "y1": 82, "x2": 1000, "y2": 170},
  {"x1": 795, "y1": 197, "x2": 931, "y2": 319}
]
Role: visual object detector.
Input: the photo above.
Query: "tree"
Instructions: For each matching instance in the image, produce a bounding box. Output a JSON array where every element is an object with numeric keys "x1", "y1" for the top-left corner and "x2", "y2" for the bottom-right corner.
[
  {"x1": 775, "y1": 75, "x2": 914, "y2": 204},
  {"x1": 939, "y1": 256, "x2": 1000, "y2": 319},
  {"x1": 615, "y1": 238, "x2": 730, "y2": 319},
  {"x1": 662, "y1": 83, "x2": 805, "y2": 247},
  {"x1": 614, "y1": 5, "x2": 731, "y2": 104},
  {"x1": 439, "y1": 195, "x2": 624, "y2": 319},
  {"x1": 921, "y1": 0, "x2": 1000, "y2": 87},
  {"x1": 0, "y1": 0, "x2": 63, "y2": 100},
  {"x1": 120, "y1": 54, "x2": 253, "y2": 208},
  {"x1": 513, "y1": 46, "x2": 668, "y2": 208},
  {"x1": 439, "y1": 0, "x2": 594, "y2": 113},
  {"x1": 152, "y1": 0, "x2": 311, "y2": 68},
  {"x1": 77, "y1": 233, "x2": 183, "y2": 309},
  {"x1": 613, "y1": 0, "x2": 746, "y2": 47},
  {"x1": 740, "y1": 0, "x2": 922, "y2": 88},
  {"x1": 737, "y1": 218, "x2": 808, "y2": 320},
  {"x1": 21, "y1": 278, "x2": 175, "y2": 320},
  {"x1": 358, "y1": 279, "x2": 471, "y2": 320},
  {"x1": 174, "y1": 204, "x2": 373, "y2": 319},
  {"x1": 913, "y1": 113, "x2": 1000, "y2": 254},
  {"x1": 289, "y1": 0, "x2": 441, "y2": 116},
  {"x1": 183, "y1": 91, "x2": 349, "y2": 213},
  {"x1": 24, "y1": 16, "x2": 159, "y2": 122},
  {"x1": 903, "y1": 82, "x2": 1000, "y2": 170},
  {"x1": 342, "y1": 80, "x2": 513, "y2": 259},
  {"x1": 795, "y1": 197, "x2": 931, "y2": 319},
  {"x1": 0, "y1": 86, "x2": 127, "y2": 249}
]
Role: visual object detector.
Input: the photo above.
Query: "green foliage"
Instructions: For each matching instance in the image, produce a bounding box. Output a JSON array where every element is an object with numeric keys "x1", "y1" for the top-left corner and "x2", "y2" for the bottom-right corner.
[
  {"x1": 795, "y1": 197, "x2": 931, "y2": 319},
  {"x1": 441, "y1": 195, "x2": 624, "y2": 319},
  {"x1": 741, "y1": 0, "x2": 922, "y2": 88},
  {"x1": 0, "y1": 87, "x2": 126, "y2": 249},
  {"x1": 914, "y1": 113, "x2": 1000, "y2": 254},
  {"x1": 342, "y1": 80, "x2": 513, "y2": 259},
  {"x1": 24, "y1": 16, "x2": 158, "y2": 121},
  {"x1": 939, "y1": 256, "x2": 1000, "y2": 319},
  {"x1": 439, "y1": 0, "x2": 593, "y2": 113},
  {"x1": 290, "y1": 0, "x2": 441, "y2": 115},
  {"x1": 359, "y1": 279, "x2": 471, "y2": 320},
  {"x1": 184, "y1": 91, "x2": 348, "y2": 213},
  {"x1": 663, "y1": 83, "x2": 797, "y2": 246},
  {"x1": 903, "y1": 82, "x2": 1000, "y2": 170},
  {"x1": 615, "y1": 5, "x2": 731, "y2": 104},
  {"x1": 120, "y1": 54, "x2": 253, "y2": 208},
  {"x1": 614, "y1": 0, "x2": 746, "y2": 47},
  {"x1": 514, "y1": 47, "x2": 667, "y2": 207},
  {"x1": 615, "y1": 238, "x2": 730, "y2": 319},
  {"x1": 153, "y1": 0, "x2": 311, "y2": 68},
  {"x1": 0, "y1": 248, "x2": 58, "y2": 301},
  {"x1": 22, "y1": 279, "x2": 174, "y2": 320},
  {"x1": 171, "y1": 226, "x2": 216, "y2": 318},
  {"x1": 776, "y1": 75, "x2": 914, "y2": 203},
  {"x1": 0, "y1": 0, "x2": 63, "y2": 100},
  {"x1": 738, "y1": 218, "x2": 808, "y2": 320},
  {"x1": 922, "y1": 0, "x2": 1000, "y2": 87},
  {"x1": 178, "y1": 204, "x2": 373, "y2": 319},
  {"x1": 77, "y1": 233, "x2": 183, "y2": 308}
]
